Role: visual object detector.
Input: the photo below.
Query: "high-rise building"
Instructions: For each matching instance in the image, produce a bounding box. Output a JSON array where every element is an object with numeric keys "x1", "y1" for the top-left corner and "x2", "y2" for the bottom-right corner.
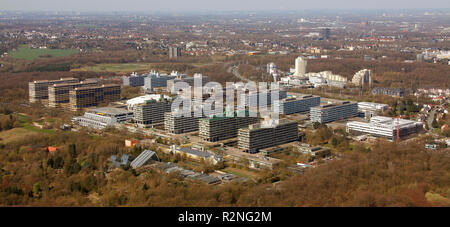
[
  {"x1": 351, "y1": 69, "x2": 372, "y2": 87},
  {"x1": 199, "y1": 110, "x2": 258, "y2": 142},
  {"x1": 164, "y1": 111, "x2": 203, "y2": 134},
  {"x1": 69, "y1": 84, "x2": 121, "y2": 111},
  {"x1": 29, "y1": 77, "x2": 79, "y2": 103},
  {"x1": 238, "y1": 119, "x2": 298, "y2": 153},
  {"x1": 294, "y1": 56, "x2": 307, "y2": 77},
  {"x1": 144, "y1": 72, "x2": 178, "y2": 92},
  {"x1": 132, "y1": 98, "x2": 172, "y2": 127},
  {"x1": 48, "y1": 80, "x2": 98, "y2": 109},
  {"x1": 166, "y1": 73, "x2": 209, "y2": 93},
  {"x1": 169, "y1": 46, "x2": 181, "y2": 59},
  {"x1": 273, "y1": 95, "x2": 321, "y2": 115},
  {"x1": 310, "y1": 101, "x2": 358, "y2": 123},
  {"x1": 122, "y1": 72, "x2": 147, "y2": 87}
]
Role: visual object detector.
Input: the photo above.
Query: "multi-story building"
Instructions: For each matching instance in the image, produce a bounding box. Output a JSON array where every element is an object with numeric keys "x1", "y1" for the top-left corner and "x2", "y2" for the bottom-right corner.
[
  {"x1": 238, "y1": 119, "x2": 298, "y2": 153},
  {"x1": 169, "y1": 46, "x2": 181, "y2": 59},
  {"x1": 294, "y1": 56, "x2": 307, "y2": 77},
  {"x1": 164, "y1": 111, "x2": 203, "y2": 134},
  {"x1": 372, "y1": 87, "x2": 405, "y2": 97},
  {"x1": 167, "y1": 73, "x2": 209, "y2": 93},
  {"x1": 72, "y1": 107, "x2": 133, "y2": 129},
  {"x1": 242, "y1": 89, "x2": 288, "y2": 107},
  {"x1": 357, "y1": 102, "x2": 389, "y2": 120},
  {"x1": 48, "y1": 80, "x2": 98, "y2": 108},
  {"x1": 199, "y1": 110, "x2": 258, "y2": 142},
  {"x1": 346, "y1": 116, "x2": 423, "y2": 141},
  {"x1": 69, "y1": 84, "x2": 121, "y2": 111},
  {"x1": 310, "y1": 101, "x2": 358, "y2": 123},
  {"x1": 352, "y1": 69, "x2": 372, "y2": 87},
  {"x1": 274, "y1": 95, "x2": 321, "y2": 115},
  {"x1": 144, "y1": 72, "x2": 178, "y2": 92},
  {"x1": 132, "y1": 98, "x2": 172, "y2": 127},
  {"x1": 29, "y1": 77, "x2": 79, "y2": 103},
  {"x1": 122, "y1": 72, "x2": 147, "y2": 87}
]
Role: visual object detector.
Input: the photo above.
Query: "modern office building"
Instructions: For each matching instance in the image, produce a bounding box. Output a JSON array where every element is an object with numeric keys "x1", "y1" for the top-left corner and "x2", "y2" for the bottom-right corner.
[
  {"x1": 72, "y1": 107, "x2": 133, "y2": 129},
  {"x1": 357, "y1": 102, "x2": 389, "y2": 120},
  {"x1": 238, "y1": 119, "x2": 298, "y2": 153},
  {"x1": 242, "y1": 89, "x2": 288, "y2": 107},
  {"x1": 167, "y1": 73, "x2": 209, "y2": 93},
  {"x1": 69, "y1": 84, "x2": 121, "y2": 111},
  {"x1": 346, "y1": 116, "x2": 423, "y2": 141},
  {"x1": 48, "y1": 80, "x2": 98, "y2": 108},
  {"x1": 132, "y1": 98, "x2": 172, "y2": 127},
  {"x1": 143, "y1": 72, "x2": 178, "y2": 92},
  {"x1": 372, "y1": 87, "x2": 405, "y2": 97},
  {"x1": 199, "y1": 110, "x2": 258, "y2": 142},
  {"x1": 310, "y1": 101, "x2": 358, "y2": 123},
  {"x1": 29, "y1": 77, "x2": 79, "y2": 103},
  {"x1": 274, "y1": 95, "x2": 321, "y2": 115},
  {"x1": 122, "y1": 72, "x2": 147, "y2": 87},
  {"x1": 169, "y1": 46, "x2": 181, "y2": 59},
  {"x1": 164, "y1": 111, "x2": 203, "y2": 134}
]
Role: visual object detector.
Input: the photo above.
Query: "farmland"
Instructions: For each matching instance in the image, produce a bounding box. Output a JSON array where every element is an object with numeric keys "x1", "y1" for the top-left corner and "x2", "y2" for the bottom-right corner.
[{"x1": 9, "y1": 45, "x2": 79, "y2": 60}]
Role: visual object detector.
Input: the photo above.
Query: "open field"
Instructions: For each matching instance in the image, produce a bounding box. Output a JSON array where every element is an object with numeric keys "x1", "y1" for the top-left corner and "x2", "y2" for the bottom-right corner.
[
  {"x1": 9, "y1": 45, "x2": 79, "y2": 60},
  {"x1": 222, "y1": 167, "x2": 261, "y2": 179},
  {"x1": 0, "y1": 128, "x2": 40, "y2": 144},
  {"x1": 71, "y1": 62, "x2": 218, "y2": 74}
]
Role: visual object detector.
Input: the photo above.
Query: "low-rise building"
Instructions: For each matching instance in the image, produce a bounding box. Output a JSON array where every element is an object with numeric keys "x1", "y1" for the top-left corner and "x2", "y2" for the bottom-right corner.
[
  {"x1": 346, "y1": 116, "x2": 423, "y2": 141},
  {"x1": 372, "y1": 87, "x2": 405, "y2": 97},
  {"x1": 72, "y1": 107, "x2": 133, "y2": 129},
  {"x1": 170, "y1": 145, "x2": 223, "y2": 165}
]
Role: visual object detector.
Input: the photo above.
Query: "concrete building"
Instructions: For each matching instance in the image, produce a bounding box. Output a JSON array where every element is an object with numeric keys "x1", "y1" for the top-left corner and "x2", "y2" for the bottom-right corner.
[
  {"x1": 130, "y1": 150, "x2": 159, "y2": 169},
  {"x1": 352, "y1": 69, "x2": 372, "y2": 87},
  {"x1": 167, "y1": 73, "x2": 209, "y2": 93},
  {"x1": 132, "y1": 98, "x2": 172, "y2": 127},
  {"x1": 122, "y1": 72, "x2": 146, "y2": 87},
  {"x1": 357, "y1": 102, "x2": 389, "y2": 120},
  {"x1": 238, "y1": 119, "x2": 299, "y2": 153},
  {"x1": 274, "y1": 95, "x2": 321, "y2": 115},
  {"x1": 346, "y1": 116, "x2": 423, "y2": 141},
  {"x1": 372, "y1": 87, "x2": 405, "y2": 97},
  {"x1": 170, "y1": 145, "x2": 223, "y2": 165},
  {"x1": 29, "y1": 77, "x2": 79, "y2": 103},
  {"x1": 72, "y1": 107, "x2": 133, "y2": 129},
  {"x1": 242, "y1": 89, "x2": 288, "y2": 107},
  {"x1": 143, "y1": 71, "x2": 179, "y2": 92},
  {"x1": 294, "y1": 56, "x2": 307, "y2": 77},
  {"x1": 126, "y1": 94, "x2": 171, "y2": 110},
  {"x1": 69, "y1": 84, "x2": 121, "y2": 111},
  {"x1": 169, "y1": 46, "x2": 182, "y2": 59},
  {"x1": 199, "y1": 110, "x2": 258, "y2": 142},
  {"x1": 164, "y1": 111, "x2": 203, "y2": 134},
  {"x1": 310, "y1": 101, "x2": 358, "y2": 123},
  {"x1": 48, "y1": 80, "x2": 98, "y2": 108}
]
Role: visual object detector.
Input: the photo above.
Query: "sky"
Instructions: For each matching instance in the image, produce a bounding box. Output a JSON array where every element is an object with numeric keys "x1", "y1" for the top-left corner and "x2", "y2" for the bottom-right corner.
[{"x1": 1, "y1": 0, "x2": 450, "y2": 12}]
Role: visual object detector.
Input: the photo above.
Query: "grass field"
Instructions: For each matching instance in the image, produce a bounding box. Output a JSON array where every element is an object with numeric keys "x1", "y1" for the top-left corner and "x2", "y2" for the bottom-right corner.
[
  {"x1": 71, "y1": 62, "x2": 216, "y2": 74},
  {"x1": 0, "y1": 128, "x2": 40, "y2": 144},
  {"x1": 9, "y1": 45, "x2": 79, "y2": 60},
  {"x1": 71, "y1": 63, "x2": 155, "y2": 74}
]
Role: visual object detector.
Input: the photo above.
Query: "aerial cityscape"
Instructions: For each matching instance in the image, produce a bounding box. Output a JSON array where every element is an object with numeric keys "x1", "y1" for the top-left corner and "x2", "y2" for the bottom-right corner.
[{"x1": 0, "y1": 0, "x2": 449, "y2": 211}]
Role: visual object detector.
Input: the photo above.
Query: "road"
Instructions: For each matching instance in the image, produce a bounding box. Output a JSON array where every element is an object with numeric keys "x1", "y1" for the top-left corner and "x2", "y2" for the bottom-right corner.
[
  {"x1": 427, "y1": 108, "x2": 436, "y2": 130},
  {"x1": 226, "y1": 65, "x2": 250, "y2": 82}
]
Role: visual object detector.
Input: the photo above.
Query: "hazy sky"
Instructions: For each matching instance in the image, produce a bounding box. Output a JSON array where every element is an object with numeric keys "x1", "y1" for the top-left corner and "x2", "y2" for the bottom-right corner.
[{"x1": 2, "y1": 0, "x2": 450, "y2": 11}]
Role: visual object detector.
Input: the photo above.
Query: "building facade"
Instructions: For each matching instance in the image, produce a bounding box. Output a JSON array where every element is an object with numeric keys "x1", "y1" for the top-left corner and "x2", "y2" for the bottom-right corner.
[
  {"x1": 310, "y1": 101, "x2": 358, "y2": 123},
  {"x1": 133, "y1": 99, "x2": 172, "y2": 127},
  {"x1": 69, "y1": 84, "x2": 121, "y2": 111},
  {"x1": 238, "y1": 119, "x2": 298, "y2": 153},
  {"x1": 48, "y1": 80, "x2": 98, "y2": 108},
  {"x1": 29, "y1": 77, "x2": 79, "y2": 103},
  {"x1": 72, "y1": 107, "x2": 133, "y2": 129},
  {"x1": 274, "y1": 95, "x2": 321, "y2": 115}
]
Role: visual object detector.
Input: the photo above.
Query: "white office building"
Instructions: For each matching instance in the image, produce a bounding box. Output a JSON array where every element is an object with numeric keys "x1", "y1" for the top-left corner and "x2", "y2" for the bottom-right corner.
[
  {"x1": 346, "y1": 116, "x2": 423, "y2": 141},
  {"x1": 72, "y1": 107, "x2": 133, "y2": 129}
]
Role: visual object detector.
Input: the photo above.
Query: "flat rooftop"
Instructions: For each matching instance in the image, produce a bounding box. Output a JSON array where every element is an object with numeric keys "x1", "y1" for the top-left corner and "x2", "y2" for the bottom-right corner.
[
  {"x1": 88, "y1": 107, "x2": 132, "y2": 115},
  {"x1": 313, "y1": 101, "x2": 356, "y2": 109}
]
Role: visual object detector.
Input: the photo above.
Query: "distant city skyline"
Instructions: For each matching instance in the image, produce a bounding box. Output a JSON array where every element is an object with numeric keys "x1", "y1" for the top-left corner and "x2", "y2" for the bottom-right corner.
[{"x1": 2, "y1": 0, "x2": 450, "y2": 12}]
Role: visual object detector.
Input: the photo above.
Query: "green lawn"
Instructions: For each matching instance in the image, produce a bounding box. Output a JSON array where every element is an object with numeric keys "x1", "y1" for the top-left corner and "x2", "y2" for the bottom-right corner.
[
  {"x1": 9, "y1": 45, "x2": 79, "y2": 60},
  {"x1": 16, "y1": 114, "x2": 54, "y2": 134}
]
